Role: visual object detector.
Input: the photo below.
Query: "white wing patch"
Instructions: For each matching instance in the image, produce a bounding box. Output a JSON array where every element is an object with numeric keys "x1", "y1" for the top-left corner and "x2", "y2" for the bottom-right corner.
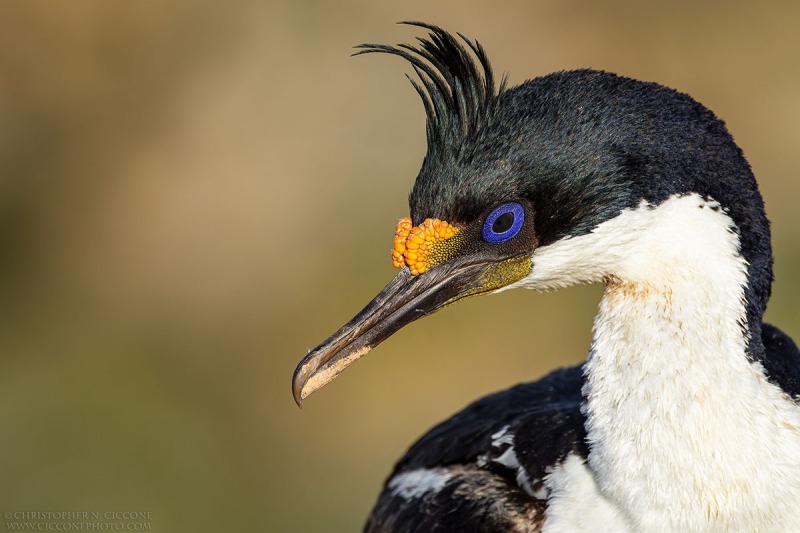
[
  {"x1": 490, "y1": 425, "x2": 514, "y2": 447},
  {"x1": 387, "y1": 468, "x2": 453, "y2": 501},
  {"x1": 479, "y1": 425, "x2": 549, "y2": 500}
]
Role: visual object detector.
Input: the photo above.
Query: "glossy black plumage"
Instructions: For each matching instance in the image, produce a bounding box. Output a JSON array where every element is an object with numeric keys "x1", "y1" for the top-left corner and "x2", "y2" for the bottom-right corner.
[
  {"x1": 367, "y1": 465, "x2": 545, "y2": 533},
  {"x1": 761, "y1": 323, "x2": 800, "y2": 398},
  {"x1": 389, "y1": 366, "x2": 585, "y2": 475},
  {"x1": 365, "y1": 326, "x2": 800, "y2": 532},
  {"x1": 356, "y1": 23, "x2": 777, "y2": 378},
  {"x1": 365, "y1": 366, "x2": 583, "y2": 533}
]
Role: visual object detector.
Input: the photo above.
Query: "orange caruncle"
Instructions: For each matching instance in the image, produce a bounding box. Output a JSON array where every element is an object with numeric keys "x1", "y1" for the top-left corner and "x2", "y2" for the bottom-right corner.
[{"x1": 392, "y1": 217, "x2": 460, "y2": 275}]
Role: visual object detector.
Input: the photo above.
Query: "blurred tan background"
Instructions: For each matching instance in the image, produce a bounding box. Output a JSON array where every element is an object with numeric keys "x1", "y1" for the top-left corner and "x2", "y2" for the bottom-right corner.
[{"x1": 0, "y1": 1, "x2": 798, "y2": 531}]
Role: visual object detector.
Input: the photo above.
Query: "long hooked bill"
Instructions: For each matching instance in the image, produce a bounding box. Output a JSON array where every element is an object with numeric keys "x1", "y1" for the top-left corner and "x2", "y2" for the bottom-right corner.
[{"x1": 291, "y1": 255, "x2": 532, "y2": 406}]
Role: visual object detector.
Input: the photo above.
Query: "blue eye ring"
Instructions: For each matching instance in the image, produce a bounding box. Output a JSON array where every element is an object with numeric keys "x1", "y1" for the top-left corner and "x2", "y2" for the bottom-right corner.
[{"x1": 482, "y1": 202, "x2": 525, "y2": 243}]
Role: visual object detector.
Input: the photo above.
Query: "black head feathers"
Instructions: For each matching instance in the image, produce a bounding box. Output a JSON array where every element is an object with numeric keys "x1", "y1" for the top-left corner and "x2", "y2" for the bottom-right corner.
[
  {"x1": 354, "y1": 22, "x2": 507, "y2": 158},
  {"x1": 354, "y1": 24, "x2": 772, "y2": 324},
  {"x1": 351, "y1": 22, "x2": 780, "y2": 380}
]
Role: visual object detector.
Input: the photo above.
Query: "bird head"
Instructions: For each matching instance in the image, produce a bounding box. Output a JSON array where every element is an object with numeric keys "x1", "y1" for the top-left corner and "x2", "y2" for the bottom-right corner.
[{"x1": 292, "y1": 22, "x2": 772, "y2": 405}]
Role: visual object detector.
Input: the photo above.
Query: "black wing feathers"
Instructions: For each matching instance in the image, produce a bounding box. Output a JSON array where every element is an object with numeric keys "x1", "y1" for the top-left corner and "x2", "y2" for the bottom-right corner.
[{"x1": 365, "y1": 366, "x2": 587, "y2": 533}]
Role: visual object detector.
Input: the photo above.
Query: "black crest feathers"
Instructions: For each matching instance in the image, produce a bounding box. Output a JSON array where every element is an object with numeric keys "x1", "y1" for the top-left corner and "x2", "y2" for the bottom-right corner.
[{"x1": 354, "y1": 22, "x2": 507, "y2": 154}]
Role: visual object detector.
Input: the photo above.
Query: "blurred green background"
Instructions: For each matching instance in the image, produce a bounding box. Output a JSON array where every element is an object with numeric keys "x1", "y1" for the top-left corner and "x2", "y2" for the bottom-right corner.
[{"x1": 1, "y1": 1, "x2": 798, "y2": 531}]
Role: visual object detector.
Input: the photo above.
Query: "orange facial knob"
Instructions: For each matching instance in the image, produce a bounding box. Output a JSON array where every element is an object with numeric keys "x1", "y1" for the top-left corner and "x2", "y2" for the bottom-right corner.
[
  {"x1": 392, "y1": 217, "x2": 459, "y2": 275},
  {"x1": 392, "y1": 217, "x2": 414, "y2": 269}
]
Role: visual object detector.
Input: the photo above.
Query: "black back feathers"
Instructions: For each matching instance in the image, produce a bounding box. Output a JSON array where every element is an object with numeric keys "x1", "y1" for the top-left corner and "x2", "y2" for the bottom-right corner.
[{"x1": 354, "y1": 22, "x2": 506, "y2": 157}]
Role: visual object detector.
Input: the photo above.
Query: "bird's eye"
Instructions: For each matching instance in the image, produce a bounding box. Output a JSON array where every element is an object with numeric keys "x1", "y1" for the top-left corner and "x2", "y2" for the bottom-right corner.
[{"x1": 482, "y1": 202, "x2": 525, "y2": 243}]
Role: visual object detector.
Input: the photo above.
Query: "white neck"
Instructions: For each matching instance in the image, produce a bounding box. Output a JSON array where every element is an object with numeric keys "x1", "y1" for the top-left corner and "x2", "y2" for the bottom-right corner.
[
  {"x1": 586, "y1": 278, "x2": 800, "y2": 530},
  {"x1": 515, "y1": 194, "x2": 800, "y2": 531}
]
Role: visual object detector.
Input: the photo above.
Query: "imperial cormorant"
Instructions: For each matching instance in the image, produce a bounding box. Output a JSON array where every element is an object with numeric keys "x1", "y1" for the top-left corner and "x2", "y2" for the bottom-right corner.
[{"x1": 292, "y1": 22, "x2": 800, "y2": 532}]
